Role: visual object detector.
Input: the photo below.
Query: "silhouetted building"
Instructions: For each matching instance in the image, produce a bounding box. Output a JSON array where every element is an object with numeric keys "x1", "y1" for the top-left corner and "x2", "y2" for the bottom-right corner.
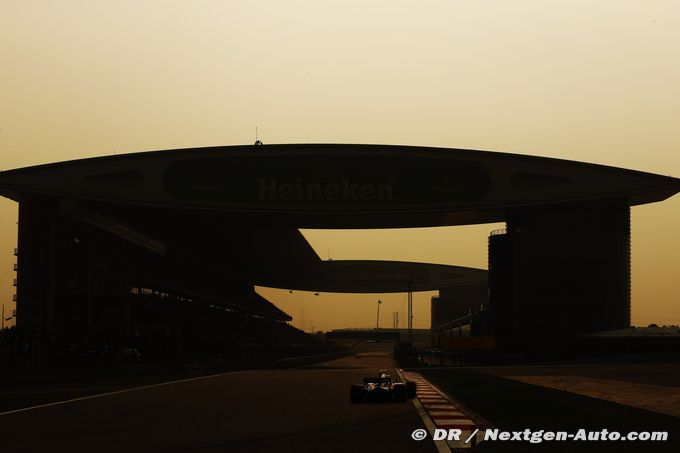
[
  {"x1": 489, "y1": 200, "x2": 631, "y2": 351},
  {"x1": 431, "y1": 284, "x2": 488, "y2": 330},
  {"x1": 0, "y1": 144, "x2": 677, "y2": 357}
]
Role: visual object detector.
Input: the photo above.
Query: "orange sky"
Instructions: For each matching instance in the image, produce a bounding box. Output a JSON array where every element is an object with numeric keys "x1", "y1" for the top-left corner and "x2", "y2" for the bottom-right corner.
[{"x1": 1, "y1": 1, "x2": 679, "y2": 331}]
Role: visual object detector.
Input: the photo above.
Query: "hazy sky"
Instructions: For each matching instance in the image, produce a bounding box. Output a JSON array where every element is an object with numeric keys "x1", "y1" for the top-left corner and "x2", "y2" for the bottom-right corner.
[{"x1": 1, "y1": 1, "x2": 679, "y2": 331}]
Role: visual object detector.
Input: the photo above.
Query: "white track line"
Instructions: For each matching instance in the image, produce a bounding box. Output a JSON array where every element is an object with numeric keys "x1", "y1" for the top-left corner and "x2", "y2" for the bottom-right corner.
[{"x1": 0, "y1": 371, "x2": 247, "y2": 417}]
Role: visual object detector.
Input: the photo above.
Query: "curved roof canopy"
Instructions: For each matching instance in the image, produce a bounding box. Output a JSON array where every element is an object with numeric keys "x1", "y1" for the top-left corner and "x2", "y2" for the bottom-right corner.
[
  {"x1": 1, "y1": 144, "x2": 678, "y2": 228},
  {"x1": 254, "y1": 260, "x2": 488, "y2": 293}
]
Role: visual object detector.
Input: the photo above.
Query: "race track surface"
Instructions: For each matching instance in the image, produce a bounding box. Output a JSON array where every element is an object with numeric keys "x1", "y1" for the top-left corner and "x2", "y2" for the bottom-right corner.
[{"x1": 0, "y1": 342, "x2": 435, "y2": 453}]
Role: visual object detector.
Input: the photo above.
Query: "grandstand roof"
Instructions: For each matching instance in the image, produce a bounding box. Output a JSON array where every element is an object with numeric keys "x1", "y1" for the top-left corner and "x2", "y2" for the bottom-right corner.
[{"x1": 1, "y1": 143, "x2": 678, "y2": 228}]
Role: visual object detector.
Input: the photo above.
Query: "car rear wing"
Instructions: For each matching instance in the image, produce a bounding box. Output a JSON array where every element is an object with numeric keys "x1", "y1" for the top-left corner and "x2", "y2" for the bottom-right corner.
[{"x1": 362, "y1": 377, "x2": 393, "y2": 384}]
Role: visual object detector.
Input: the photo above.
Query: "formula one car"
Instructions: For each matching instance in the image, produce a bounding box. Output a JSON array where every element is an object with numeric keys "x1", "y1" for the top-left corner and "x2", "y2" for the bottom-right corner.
[{"x1": 349, "y1": 371, "x2": 417, "y2": 403}]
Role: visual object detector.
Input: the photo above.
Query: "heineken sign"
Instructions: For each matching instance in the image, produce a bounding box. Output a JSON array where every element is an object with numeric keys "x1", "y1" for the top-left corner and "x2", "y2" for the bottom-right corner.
[
  {"x1": 257, "y1": 178, "x2": 394, "y2": 202},
  {"x1": 164, "y1": 154, "x2": 489, "y2": 208}
]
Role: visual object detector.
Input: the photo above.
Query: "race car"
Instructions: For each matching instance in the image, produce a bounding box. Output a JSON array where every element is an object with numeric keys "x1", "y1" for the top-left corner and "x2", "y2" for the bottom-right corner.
[{"x1": 349, "y1": 372, "x2": 417, "y2": 403}]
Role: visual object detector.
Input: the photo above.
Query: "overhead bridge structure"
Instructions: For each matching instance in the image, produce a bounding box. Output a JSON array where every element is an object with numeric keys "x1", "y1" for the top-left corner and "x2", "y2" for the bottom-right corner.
[{"x1": 0, "y1": 144, "x2": 678, "y2": 355}]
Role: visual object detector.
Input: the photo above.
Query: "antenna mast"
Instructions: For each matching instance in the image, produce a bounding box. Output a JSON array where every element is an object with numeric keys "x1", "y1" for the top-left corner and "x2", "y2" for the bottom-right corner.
[{"x1": 254, "y1": 127, "x2": 263, "y2": 145}]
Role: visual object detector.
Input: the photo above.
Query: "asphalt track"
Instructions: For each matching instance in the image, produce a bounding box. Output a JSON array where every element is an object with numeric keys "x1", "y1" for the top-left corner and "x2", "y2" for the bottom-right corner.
[{"x1": 0, "y1": 343, "x2": 436, "y2": 453}]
